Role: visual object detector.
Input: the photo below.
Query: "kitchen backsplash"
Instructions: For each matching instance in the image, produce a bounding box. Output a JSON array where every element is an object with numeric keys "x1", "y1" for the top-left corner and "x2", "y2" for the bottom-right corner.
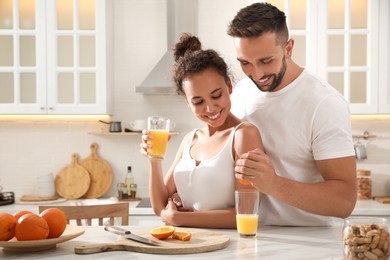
[
  {"x1": 0, "y1": 115, "x2": 199, "y2": 199},
  {"x1": 1, "y1": 117, "x2": 389, "y2": 200},
  {"x1": 1, "y1": 0, "x2": 389, "y2": 200}
]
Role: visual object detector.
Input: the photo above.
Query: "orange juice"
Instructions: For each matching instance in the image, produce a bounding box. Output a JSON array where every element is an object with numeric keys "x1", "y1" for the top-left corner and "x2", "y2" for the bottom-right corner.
[
  {"x1": 236, "y1": 214, "x2": 258, "y2": 236},
  {"x1": 148, "y1": 130, "x2": 169, "y2": 158}
]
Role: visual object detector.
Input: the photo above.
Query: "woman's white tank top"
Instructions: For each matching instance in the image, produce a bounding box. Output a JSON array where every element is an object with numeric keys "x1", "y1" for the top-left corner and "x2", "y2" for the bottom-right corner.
[{"x1": 173, "y1": 125, "x2": 242, "y2": 211}]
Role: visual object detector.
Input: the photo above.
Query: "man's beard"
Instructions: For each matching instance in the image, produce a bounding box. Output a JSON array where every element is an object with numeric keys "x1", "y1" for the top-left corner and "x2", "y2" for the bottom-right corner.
[{"x1": 250, "y1": 55, "x2": 287, "y2": 92}]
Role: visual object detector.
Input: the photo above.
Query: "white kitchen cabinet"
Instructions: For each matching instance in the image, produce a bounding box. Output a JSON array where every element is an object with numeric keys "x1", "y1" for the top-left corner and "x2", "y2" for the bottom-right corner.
[
  {"x1": 0, "y1": 0, "x2": 113, "y2": 115},
  {"x1": 268, "y1": 0, "x2": 389, "y2": 114}
]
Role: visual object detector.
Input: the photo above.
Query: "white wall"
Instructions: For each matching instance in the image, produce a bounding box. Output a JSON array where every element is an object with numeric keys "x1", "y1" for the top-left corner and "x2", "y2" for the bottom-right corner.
[{"x1": 1, "y1": 0, "x2": 389, "y2": 201}]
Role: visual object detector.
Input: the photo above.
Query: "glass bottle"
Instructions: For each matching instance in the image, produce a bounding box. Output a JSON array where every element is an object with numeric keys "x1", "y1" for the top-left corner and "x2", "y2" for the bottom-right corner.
[{"x1": 125, "y1": 166, "x2": 134, "y2": 197}]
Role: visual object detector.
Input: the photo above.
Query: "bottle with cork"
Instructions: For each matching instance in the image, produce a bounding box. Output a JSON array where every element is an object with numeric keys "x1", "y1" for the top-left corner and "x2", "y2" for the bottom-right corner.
[{"x1": 125, "y1": 166, "x2": 134, "y2": 198}]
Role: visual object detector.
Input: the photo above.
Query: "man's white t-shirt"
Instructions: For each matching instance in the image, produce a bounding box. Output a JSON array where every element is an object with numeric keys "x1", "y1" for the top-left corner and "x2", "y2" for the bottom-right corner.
[{"x1": 231, "y1": 69, "x2": 355, "y2": 226}]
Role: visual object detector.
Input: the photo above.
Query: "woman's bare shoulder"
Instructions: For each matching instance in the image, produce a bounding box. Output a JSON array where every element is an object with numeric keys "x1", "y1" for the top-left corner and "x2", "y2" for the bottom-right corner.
[
  {"x1": 233, "y1": 121, "x2": 263, "y2": 153},
  {"x1": 235, "y1": 121, "x2": 260, "y2": 135}
]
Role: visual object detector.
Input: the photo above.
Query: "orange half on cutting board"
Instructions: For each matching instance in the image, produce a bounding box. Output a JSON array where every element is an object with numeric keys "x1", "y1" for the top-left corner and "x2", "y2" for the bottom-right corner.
[{"x1": 150, "y1": 226, "x2": 175, "y2": 240}]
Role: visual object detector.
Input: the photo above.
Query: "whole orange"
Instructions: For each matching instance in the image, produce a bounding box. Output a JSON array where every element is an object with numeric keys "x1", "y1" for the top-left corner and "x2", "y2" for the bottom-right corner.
[
  {"x1": 15, "y1": 213, "x2": 49, "y2": 241},
  {"x1": 40, "y1": 208, "x2": 67, "y2": 238},
  {"x1": 13, "y1": 210, "x2": 33, "y2": 221},
  {"x1": 0, "y1": 212, "x2": 17, "y2": 241}
]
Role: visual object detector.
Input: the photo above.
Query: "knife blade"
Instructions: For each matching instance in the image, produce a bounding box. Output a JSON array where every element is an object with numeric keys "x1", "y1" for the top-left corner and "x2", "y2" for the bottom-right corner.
[{"x1": 104, "y1": 226, "x2": 161, "y2": 246}]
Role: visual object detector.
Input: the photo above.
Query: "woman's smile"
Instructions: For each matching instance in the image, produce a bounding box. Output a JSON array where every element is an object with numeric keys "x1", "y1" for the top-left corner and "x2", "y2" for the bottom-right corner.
[{"x1": 206, "y1": 111, "x2": 221, "y2": 121}]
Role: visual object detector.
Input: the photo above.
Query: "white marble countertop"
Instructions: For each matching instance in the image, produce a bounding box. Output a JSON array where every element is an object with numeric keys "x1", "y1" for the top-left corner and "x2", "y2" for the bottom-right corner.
[
  {"x1": 352, "y1": 199, "x2": 390, "y2": 216},
  {"x1": 1, "y1": 198, "x2": 389, "y2": 259},
  {"x1": 0, "y1": 224, "x2": 347, "y2": 259}
]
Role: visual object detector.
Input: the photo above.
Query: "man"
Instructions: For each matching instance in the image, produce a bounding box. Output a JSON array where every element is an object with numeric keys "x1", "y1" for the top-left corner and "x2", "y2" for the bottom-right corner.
[{"x1": 228, "y1": 3, "x2": 357, "y2": 226}]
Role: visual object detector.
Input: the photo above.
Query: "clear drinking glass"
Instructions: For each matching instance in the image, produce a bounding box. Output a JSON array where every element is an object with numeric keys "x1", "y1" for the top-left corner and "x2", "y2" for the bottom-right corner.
[
  {"x1": 235, "y1": 190, "x2": 259, "y2": 238},
  {"x1": 147, "y1": 116, "x2": 170, "y2": 159}
]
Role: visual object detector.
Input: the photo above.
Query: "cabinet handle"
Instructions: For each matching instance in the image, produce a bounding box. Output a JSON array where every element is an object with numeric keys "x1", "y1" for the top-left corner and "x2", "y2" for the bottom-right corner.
[
  {"x1": 40, "y1": 107, "x2": 45, "y2": 110},
  {"x1": 49, "y1": 107, "x2": 54, "y2": 110}
]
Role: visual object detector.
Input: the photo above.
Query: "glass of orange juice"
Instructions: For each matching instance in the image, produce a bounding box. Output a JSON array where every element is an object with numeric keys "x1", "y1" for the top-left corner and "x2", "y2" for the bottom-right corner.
[
  {"x1": 235, "y1": 190, "x2": 259, "y2": 238},
  {"x1": 147, "y1": 116, "x2": 170, "y2": 159}
]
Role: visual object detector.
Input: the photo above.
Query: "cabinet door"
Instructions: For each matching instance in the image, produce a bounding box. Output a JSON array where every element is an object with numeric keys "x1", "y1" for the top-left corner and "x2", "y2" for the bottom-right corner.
[
  {"x1": 46, "y1": 0, "x2": 110, "y2": 115},
  {"x1": 0, "y1": 0, "x2": 47, "y2": 114},
  {"x1": 0, "y1": 0, "x2": 111, "y2": 115},
  {"x1": 268, "y1": 0, "x2": 382, "y2": 115},
  {"x1": 319, "y1": 0, "x2": 379, "y2": 114},
  {"x1": 267, "y1": 0, "x2": 313, "y2": 71}
]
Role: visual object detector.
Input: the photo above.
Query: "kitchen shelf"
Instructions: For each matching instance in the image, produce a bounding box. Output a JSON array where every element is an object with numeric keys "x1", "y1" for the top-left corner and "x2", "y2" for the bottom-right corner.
[{"x1": 88, "y1": 131, "x2": 180, "y2": 136}]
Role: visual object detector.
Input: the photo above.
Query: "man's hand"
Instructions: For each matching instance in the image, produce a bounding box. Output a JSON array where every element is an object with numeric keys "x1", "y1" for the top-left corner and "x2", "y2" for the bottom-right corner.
[{"x1": 234, "y1": 148, "x2": 277, "y2": 194}]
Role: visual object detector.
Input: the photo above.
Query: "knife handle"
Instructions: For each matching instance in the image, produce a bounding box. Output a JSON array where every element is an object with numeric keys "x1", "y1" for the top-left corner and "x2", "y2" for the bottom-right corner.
[{"x1": 104, "y1": 226, "x2": 131, "y2": 235}]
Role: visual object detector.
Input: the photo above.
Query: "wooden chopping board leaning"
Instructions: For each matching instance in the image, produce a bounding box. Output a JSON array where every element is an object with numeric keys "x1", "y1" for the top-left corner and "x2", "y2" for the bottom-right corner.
[
  {"x1": 80, "y1": 143, "x2": 113, "y2": 199},
  {"x1": 55, "y1": 153, "x2": 91, "y2": 199}
]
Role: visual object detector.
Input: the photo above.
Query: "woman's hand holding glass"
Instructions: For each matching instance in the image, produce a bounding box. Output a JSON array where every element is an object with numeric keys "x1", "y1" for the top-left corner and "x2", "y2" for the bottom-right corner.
[
  {"x1": 140, "y1": 129, "x2": 172, "y2": 159},
  {"x1": 140, "y1": 129, "x2": 151, "y2": 158},
  {"x1": 139, "y1": 116, "x2": 171, "y2": 160}
]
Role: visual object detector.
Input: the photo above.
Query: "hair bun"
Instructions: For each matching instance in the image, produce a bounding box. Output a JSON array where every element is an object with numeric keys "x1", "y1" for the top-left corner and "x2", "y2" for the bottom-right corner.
[{"x1": 173, "y1": 33, "x2": 202, "y2": 62}]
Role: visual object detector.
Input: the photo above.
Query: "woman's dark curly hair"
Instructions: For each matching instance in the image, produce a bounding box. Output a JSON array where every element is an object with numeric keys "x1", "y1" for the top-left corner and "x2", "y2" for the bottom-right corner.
[{"x1": 172, "y1": 33, "x2": 230, "y2": 96}]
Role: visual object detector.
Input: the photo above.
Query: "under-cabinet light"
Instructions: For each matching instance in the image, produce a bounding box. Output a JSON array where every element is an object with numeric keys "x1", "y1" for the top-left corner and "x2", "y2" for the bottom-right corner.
[
  {"x1": 0, "y1": 115, "x2": 111, "y2": 121},
  {"x1": 351, "y1": 115, "x2": 390, "y2": 120}
]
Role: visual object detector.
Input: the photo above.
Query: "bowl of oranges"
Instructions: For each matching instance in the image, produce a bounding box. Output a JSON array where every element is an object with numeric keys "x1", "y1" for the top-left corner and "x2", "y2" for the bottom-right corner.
[{"x1": 0, "y1": 208, "x2": 84, "y2": 252}]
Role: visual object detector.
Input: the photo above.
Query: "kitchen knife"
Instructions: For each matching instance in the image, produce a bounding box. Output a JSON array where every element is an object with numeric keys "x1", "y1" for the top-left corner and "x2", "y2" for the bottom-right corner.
[{"x1": 104, "y1": 226, "x2": 161, "y2": 246}]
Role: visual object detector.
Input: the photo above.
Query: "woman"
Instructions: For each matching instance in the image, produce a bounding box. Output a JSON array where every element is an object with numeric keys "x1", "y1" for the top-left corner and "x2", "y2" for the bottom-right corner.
[{"x1": 140, "y1": 33, "x2": 264, "y2": 228}]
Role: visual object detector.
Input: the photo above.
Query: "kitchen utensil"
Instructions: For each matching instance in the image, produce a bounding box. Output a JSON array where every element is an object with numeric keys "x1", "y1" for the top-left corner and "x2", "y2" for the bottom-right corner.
[
  {"x1": 55, "y1": 153, "x2": 91, "y2": 199},
  {"x1": 235, "y1": 190, "x2": 259, "y2": 238},
  {"x1": 80, "y1": 143, "x2": 113, "y2": 198},
  {"x1": 169, "y1": 121, "x2": 177, "y2": 131},
  {"x1": 374, "y1": 196, "x2": 390, "y2": 203},
  {"x1": 0, "y1": 191, "x2": 14, "y2": 206},
  {"x1": 20, "y1": 195, "x2": 58, "y2": 202},
  {"x1": 0, "y1": 225, "x2": 84, "y2": 252},
  {"x1": 147, "y1": 116, "x2": 170, "y2": 159},
  {"x1": 36, "y1": 173, "x2": 55, "y2": 197},
  {"x1": 104, "y1": 226, "x2": 160, "y2": 246},
  {"x1": 128, "y1": 119, "x2": 147, "y2": 131},
  {"x1": 99, "y1": 120, "x2": 122, "y2": 132},
  {"x1": 75, "y1": 228, "x2": 230, "y2": 255},
  {"x1": 354, "y1": 141, "x2": 367, "y2": 159},
  {"x1": 17, "y1": 197, "x2": 67, "y2": 205}
]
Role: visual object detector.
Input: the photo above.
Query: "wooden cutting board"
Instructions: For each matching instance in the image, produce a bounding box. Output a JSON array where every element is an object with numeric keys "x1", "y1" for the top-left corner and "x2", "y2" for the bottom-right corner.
[
  {"x1": 80, "y1": 143, "x2": 113, "y2": 198},
  {"x1": 55, "y1": 153, "x2": 91, "y2": 199},
  {"x1": 374, "y1": 196, "x2": 390, "y2": 203},
  {"x1": 20, "y1": 195, "x2": 58, "y2": 202},
  {"x1": 74, "y1": 228, "x2": 230, "y2": 255}
]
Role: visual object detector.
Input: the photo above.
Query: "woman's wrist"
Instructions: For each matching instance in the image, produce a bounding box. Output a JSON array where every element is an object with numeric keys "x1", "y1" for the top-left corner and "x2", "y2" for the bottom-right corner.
[{"x1": 149, "y1": 157, "x2": 163, "y2": 166}]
